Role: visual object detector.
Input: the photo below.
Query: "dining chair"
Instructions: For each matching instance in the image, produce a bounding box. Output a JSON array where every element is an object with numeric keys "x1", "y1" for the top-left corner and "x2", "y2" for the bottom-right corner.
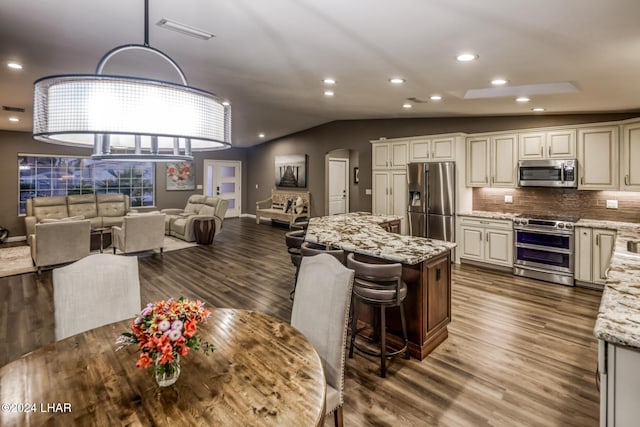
[
  {"x1": 52, "y1": 253, "x2": 142, "y2": 341},
  {"x1": 290, "y1": 253, "x2": 355, "y2": 427}
]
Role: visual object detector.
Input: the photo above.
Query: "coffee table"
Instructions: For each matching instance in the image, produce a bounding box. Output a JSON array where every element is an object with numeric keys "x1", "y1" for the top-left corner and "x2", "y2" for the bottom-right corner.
[{"x1": 90, "y1": 227, "x2": 112, "y2": 253}]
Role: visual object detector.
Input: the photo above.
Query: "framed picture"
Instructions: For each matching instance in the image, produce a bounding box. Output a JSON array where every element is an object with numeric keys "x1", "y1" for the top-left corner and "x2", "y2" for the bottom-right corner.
[
  {"x1": 275, "y1": 154, "x2": 307, "y2": 188},
  {"x1": 354, "y1": 167, "x2": 359, "y2": 184},
  {"x1": 166, "y1": 161, "x2": 195, "y2": 190}
]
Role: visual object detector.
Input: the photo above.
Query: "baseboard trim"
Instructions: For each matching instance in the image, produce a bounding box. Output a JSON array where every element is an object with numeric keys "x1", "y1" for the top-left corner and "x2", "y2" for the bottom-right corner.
[
  {"x1": 6, "y1": 235, "x2": 27, "y2": 243},
  {"x1": 241, "y1": 213, "x2": 257, "y2": 219}
]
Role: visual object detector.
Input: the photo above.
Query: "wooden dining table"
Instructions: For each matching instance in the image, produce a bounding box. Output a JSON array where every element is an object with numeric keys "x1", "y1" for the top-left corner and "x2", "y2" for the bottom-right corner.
[{"x1": 0, "y1": 308, "x2": 326, "y2": 426}]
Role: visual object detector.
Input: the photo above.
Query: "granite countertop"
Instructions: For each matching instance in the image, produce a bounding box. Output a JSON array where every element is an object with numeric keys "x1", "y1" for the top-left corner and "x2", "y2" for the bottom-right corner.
[
  {"x1": 582, "y1": 218, "x2": 640, "y2": 349},
  {"x1": 457, "y1": 211, "x2": 520, "y2": 221},
  {"x1": 305, "y1": 213, "x2": 456, "y2": 265}
]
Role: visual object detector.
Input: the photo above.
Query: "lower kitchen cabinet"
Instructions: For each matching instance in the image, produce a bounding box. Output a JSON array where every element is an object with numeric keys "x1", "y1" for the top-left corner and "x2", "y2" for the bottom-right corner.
[
  {"x1": 599, "y1": 340, "x2": 640, "y2": 427},
  {"x1": 459, "y1": 217, "x2": 513, "y2": 268},
  {"x1": 575, "y1": 227, "x2": 616, "y2": 287}
]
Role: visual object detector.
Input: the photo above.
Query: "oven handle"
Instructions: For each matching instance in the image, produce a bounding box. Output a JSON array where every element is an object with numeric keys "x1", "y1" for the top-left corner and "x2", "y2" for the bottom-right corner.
[
  {"x1": 514, "y1": 242, "x2": 574, "y2": 254},
  {"x1": 561, "y1": 162, "x2": 565, "y2": 182},
  {"x1": 514, "y1": 227, "x2": 575, "y2": 236}
]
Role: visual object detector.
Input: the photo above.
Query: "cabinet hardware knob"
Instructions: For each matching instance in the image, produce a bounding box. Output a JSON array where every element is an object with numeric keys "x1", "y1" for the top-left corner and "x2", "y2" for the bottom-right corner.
[
  {"x1": 540, "y1": 147, "x2": 543, "y2": 156},
  {"x1": 596, "y1": 234, "x2": 600, "y2": 246},
  {"x1": 625, "y1": 174, "x2": 630, "y2": 186},
  {"x1": 548, "y1": 146, "x2": 551, "y2": 156}
]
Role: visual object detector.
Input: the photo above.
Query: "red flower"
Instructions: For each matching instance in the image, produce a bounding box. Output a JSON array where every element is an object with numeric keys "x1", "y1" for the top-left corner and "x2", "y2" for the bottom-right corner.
[
  {"x1": 136, "y1": 353, "x2": 152, "y2": 369},
  {"x1": 184, "y1": 320, "x2": 197, "y2": 338}
]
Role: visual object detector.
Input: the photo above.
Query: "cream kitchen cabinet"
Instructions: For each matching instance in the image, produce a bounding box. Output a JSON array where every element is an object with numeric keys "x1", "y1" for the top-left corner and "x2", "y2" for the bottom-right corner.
[
  {"x1": 575, "y1": 227, "x2": 616, "y2": 286},
  {"x1": 372, "y1": 170, "x2": 407, "y2": 233},
  {"x1": 599, "y1": 340, "x2": 640, "y2": 427},
  {"x1": 409, "y1": 137, "x2": 455, "y2": 162},
  {"x1": 466, "y1": 133, "x2": 517, "y2": 188},
  {"x1": 518, "y1": 129, "x2": 576, "y2": 160},
  {"x1": 577, "y1": 126, "x2": 619, "y2": 190},
  {"x1": 372, "y1": 141, "x2": 409, "y2": 170},
  {"x1": 459, "y1": 216, "x2": 513, "y2": 268},
  {"x1": 620, "y1": 121, "x2": 640, "y2": 191}
]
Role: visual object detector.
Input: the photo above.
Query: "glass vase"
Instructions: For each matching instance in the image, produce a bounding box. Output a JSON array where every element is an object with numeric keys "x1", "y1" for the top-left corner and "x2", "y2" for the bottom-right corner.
[{"x1": 154, "y1": 355, "x2": 181, "y2": 387}]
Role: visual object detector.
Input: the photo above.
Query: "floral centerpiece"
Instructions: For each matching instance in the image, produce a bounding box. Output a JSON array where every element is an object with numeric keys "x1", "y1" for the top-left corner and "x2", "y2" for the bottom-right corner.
[{"x1": 116, "y1": 297, "x2": 214, "y2": 386}]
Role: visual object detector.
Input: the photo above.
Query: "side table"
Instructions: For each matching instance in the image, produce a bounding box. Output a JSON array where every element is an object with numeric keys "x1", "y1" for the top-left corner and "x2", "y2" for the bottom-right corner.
[{"x1": 193, "y1": 216, "x2": 216, "y2": 244}]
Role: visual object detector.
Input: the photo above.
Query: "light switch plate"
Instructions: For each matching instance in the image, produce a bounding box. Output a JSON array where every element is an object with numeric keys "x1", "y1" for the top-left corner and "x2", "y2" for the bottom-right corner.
[
  {"x1": 196, "y1": 184, "x2": 203, "y2": 190},
  {"x1": 365, "y1": 188, "x2": 372, "y2": 195},
  {"x1": 504, "y1": 195, "x2": 513, "y2": 204},
  {"x1": 606, "y1": 199, "x2": 618, "y2": 209}
]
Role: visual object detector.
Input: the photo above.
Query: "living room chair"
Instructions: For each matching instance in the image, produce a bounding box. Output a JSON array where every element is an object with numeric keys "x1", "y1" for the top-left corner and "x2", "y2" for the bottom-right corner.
[
  {"x1": 112, "y1": 213, "x2": 166, "y2": 255},
  {"x1": 291, "y1": 254, "x2": 355, "y2": 427},
  {"x1": 52, "y1": 254, "x2": 141, "y2": 341},
  {"x1": 30, "y1": 219, "x2": 91, "y2": 272}
]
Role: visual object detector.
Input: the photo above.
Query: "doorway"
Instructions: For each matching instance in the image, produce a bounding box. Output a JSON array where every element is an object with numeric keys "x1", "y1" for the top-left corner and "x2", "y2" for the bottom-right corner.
[
  {"x1": 328, "y1": 158, "x2": 349, "y2": 215},
  {"x1": 203, "y1": 160, "x2": 241, "y2": 218}
]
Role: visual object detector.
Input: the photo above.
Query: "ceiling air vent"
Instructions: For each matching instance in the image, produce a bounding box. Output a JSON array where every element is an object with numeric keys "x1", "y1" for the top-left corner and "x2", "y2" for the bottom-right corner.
[{"x1": 2, "y1": 106, "x2": 25, "y2": 113}]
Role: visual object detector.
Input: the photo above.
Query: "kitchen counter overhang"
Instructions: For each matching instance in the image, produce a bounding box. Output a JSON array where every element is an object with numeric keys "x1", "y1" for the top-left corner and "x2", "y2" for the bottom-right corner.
[{"x1": 305, "y1": 213, "x2": 456, "y2": 360}]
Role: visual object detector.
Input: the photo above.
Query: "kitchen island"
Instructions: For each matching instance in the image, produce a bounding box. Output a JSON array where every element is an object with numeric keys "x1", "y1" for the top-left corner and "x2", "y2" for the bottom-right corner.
[{"x1": 305, "y1": 213, "x2": 456, "y2": 360}]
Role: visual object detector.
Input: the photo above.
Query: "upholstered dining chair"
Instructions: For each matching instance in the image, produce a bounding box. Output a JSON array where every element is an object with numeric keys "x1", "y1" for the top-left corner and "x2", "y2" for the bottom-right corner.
[
  {"x1": 290, "y1": 254, "x2": 355, "y2": 427},
  {"x1": 52, "y1": 254, "x2": 141, "y2": 341}
]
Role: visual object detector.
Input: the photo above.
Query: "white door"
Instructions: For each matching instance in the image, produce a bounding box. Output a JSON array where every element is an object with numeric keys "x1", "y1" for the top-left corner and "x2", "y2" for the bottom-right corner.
[
  {"x1": 328, "y1": 158, "x2": 348, "y2": 215},
  {"x1": 204, "y1": 160, "x2": 241, "y2": 218}
]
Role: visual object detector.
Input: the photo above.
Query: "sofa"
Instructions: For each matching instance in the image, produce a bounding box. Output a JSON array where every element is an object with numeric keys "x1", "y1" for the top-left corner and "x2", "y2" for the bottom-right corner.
[
  {"x1": 25, "y1": 194, "x2": 133, "y2": 241},
  {"x1": 162, "y1": 195, "x2": 229, "y2": 242}
]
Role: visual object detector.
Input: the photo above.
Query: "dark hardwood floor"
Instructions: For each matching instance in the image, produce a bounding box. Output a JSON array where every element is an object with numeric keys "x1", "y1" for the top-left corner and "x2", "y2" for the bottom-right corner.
[{"x1": 0, "y1": 217, "x2": 603, "y2": 426}]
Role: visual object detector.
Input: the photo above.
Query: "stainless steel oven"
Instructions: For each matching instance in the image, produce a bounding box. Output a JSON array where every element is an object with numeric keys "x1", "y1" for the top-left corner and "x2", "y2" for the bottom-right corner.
[{"x1": 513, "y1": 217, "x2": 576, "y2": 286}]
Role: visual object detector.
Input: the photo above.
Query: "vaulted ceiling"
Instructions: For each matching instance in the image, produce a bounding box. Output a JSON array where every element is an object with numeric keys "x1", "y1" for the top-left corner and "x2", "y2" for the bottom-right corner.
[{"x1": 1, "y1": 0, "x2": 639, "y2": 147}]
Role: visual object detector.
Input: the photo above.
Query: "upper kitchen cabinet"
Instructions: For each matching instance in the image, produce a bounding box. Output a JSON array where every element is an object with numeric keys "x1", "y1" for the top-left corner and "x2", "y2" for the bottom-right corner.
[
  {"x1": 409, "y1": 137, "x2": 455, "y2": 162},
  {"x1": 466, "y1": 133, "x2": 517, "y2": 187},
  {"x1": 518, "y1": 129, "x2": 576, "y2": 160},
  {"x1": 371, "y1": 140, "x2": 408, "y2": 170},
  {"x1": 577, "y1": 126, "x2": 619, "y2": 190},
  {"x1": 621, "y1": 120, "x2": 640, "y2": 191}
]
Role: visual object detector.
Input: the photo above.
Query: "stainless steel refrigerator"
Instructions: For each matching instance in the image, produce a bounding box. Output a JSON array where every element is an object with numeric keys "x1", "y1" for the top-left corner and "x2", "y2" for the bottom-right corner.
[{"x1": 407, "y1": 162, "x2": 455, "y2": 242}]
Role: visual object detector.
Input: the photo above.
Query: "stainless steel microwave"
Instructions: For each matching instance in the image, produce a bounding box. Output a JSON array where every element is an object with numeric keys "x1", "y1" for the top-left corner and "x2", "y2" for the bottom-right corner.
[{"x1": 518, "y1": 159, "x2": 578, "y2": 188}]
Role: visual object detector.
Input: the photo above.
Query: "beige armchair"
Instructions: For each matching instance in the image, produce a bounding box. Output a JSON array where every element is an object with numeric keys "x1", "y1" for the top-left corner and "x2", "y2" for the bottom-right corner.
[
  {"x1": 112, "y1": 213, "x2": 166, "y2": 254},
  {"x1": 162, "y1": 196, "x2": 229, "y2": 242},
  {"x1": 30, "y1": 219, "x2": 91, "y2": 272}
]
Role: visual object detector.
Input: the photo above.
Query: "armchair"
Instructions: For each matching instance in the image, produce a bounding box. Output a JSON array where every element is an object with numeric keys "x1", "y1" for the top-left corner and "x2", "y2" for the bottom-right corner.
[
  {"x1": 162, "y1": 196, "x2": 228, "y2": 242},
  {"x1": 112, "y1": 213, "x2": 166, "y2": 254},
  {"x1": 30, "y1": 219, "x2": 91, "y2": 272}
]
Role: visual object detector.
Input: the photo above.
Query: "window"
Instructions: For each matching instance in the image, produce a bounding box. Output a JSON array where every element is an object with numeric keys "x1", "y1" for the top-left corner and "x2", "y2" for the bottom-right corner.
[{"x1": 18, "y1": 155, "x2": 154, "y2": 215}]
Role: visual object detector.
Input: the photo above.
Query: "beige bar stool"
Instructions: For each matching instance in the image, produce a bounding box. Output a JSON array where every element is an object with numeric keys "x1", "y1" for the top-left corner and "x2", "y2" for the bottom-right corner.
[
  {"x1": 285, "y1": 230, "x2": 305, "y2": 300},
  {"x1": 346, "y1": 253, "x2": 409, "y2": 377}
]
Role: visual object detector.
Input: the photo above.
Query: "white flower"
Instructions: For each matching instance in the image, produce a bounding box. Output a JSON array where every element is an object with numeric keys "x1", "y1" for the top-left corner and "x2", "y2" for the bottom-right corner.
[
  {"x1": 172, "y1": 320, "x2": 184, "y2": 331},
  {"x1": 167, "y1": 329, "x2": 182, "y2": 341},
  {"x1": 134, "y1": 316, "x2": 143, "y2": 325},
  {"x1": 158, "y1": 320, "x2": 171, "y2": 331}
]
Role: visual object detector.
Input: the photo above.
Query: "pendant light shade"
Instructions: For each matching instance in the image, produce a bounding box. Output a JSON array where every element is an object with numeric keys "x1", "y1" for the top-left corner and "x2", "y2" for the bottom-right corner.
[{"x1": 32, "y1": 1, "x2": 231, "y2": 161}]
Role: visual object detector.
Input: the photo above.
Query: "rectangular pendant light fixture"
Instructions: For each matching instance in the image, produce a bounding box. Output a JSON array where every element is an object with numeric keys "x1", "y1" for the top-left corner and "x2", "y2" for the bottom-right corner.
[{"x1": 156, "y1": 18, "x2": 214, "y2": 40}]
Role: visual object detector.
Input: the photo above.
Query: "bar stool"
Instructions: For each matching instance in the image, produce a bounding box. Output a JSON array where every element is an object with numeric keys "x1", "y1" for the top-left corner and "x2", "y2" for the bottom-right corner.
[
  {"x1": 285, "y1": 230, "x2": 305, "y2": 300},
  {"x1": 300, "y1": 241, "x2": 346, "y2": 264},
  {"x1": 346, "y1": 253, "x2": 409, "y2": 378}
]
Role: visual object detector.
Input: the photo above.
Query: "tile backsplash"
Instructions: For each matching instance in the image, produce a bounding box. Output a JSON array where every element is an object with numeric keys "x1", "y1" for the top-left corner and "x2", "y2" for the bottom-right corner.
[{"x1": 472, "y1": 188, "x2": 640, "y2": 223}]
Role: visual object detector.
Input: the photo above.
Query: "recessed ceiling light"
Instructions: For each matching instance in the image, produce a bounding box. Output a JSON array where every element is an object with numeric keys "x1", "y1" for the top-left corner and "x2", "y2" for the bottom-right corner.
[
  {"x1": 389, "y1": 78, "x2": 405, "y2": 84},
  {"x1": 156, "y1": 18, "x2": 214, "y2": 40},
  {"x1": 258, "y1": 133, "x2": 265, "y2": 138},
  {"x1": 221, "y1": 101, "x2": 230, "y2": 106},
  {"x1": 323, "y1": 78, "x2": 336, "y2": 85},
  {"x1": 430, "y1": 95, "x2": 442, "y2": 101},
  {"x1": 491, "y1": 78, "x2": 508, "y2": 85},
  {"x1": 324, "y1": 90, "x2": 334, "y2": 97},
  {"x1": 456, "y1": 53, "x2": 478, "y2": 62},
  {"x1": 9, "y1": 117, "x2": 19, "y2": 122},
  {"x1": 532, "y1": 107, "x2": 546, "y2": 112},
  {"x1": 516, "y1": 97, "x2": 530, "y2": 103},
  {"x1": 402, "y1": 103, "x2": 412, "y2": 109},
  {"x1": 7, "y1": 62, "x2": 22, "y2": 70}
]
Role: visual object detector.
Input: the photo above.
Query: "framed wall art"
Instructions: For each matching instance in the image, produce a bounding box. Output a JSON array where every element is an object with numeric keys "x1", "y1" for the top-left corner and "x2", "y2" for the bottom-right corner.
[
  {"x1": 166, "y1": 161, "x2": 195, "y2": 190},
  {"x1": 275, "y1": 154, "x2": 307, "y2": 188}
]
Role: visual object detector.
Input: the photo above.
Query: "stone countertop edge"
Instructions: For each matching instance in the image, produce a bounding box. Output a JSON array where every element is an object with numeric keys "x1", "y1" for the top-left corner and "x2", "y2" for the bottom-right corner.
[
  {"x1": 305, "y1": 213, "x2": 456, "y2": 265},
  {"x1": 582, "y1": 218, "x2": 640, "y2": 349},
  {"x1": 457, "y1": 211, "x2": 520, "y2": 220}
]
